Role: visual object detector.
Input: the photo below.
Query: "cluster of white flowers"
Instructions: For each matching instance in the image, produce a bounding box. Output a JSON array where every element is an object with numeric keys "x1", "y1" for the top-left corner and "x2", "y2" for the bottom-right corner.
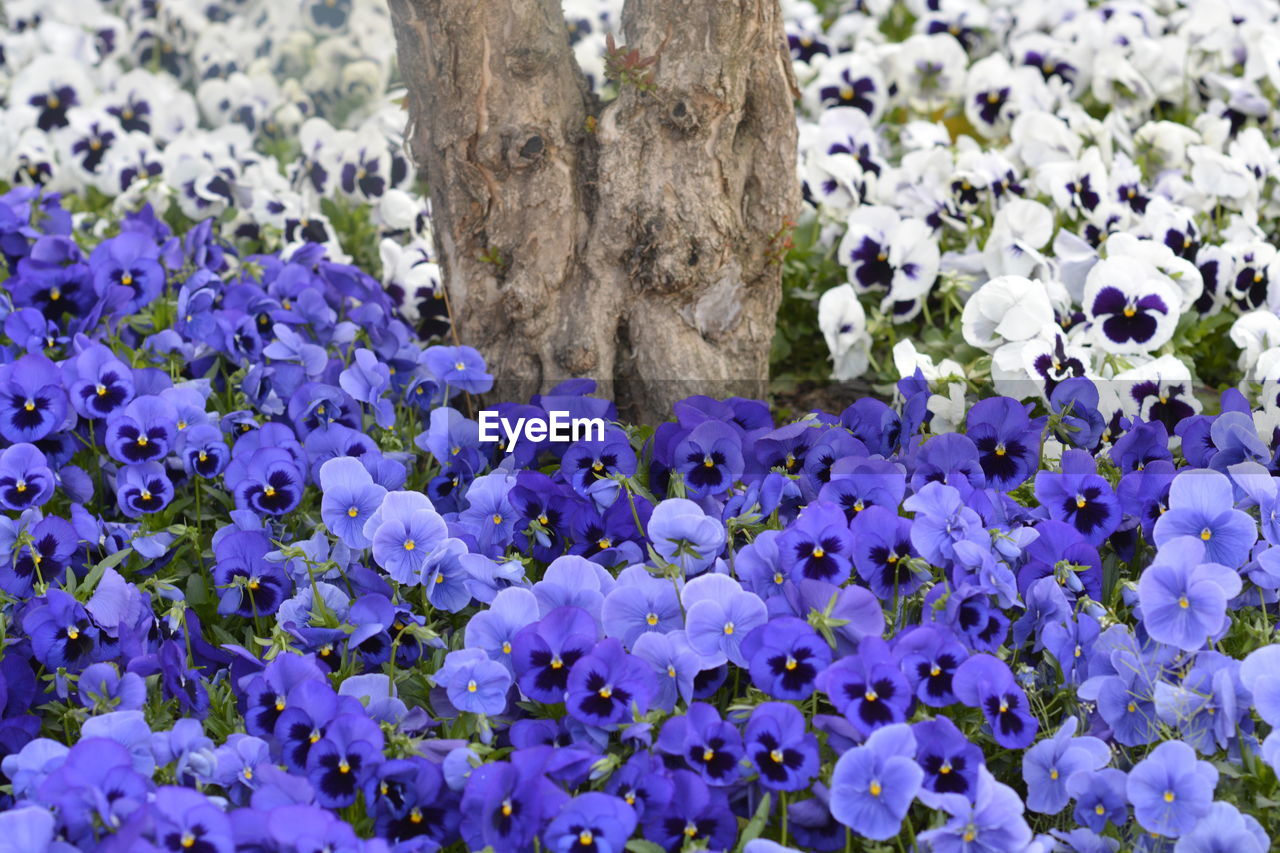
[
  {"x1": 790, "y1": 0, "x2": 1280, "y2": 412},
  {"x1": 0, "y1": 0, "x2": 452, "y2": 324},
  {"x1": 0, "y1": 0, "x2": 624, "y2": 330}
]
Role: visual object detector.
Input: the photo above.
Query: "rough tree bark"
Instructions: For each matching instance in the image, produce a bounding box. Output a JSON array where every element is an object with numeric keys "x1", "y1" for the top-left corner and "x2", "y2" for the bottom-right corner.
[{"x1": 387, "y1": 0, "x2": 799, "y2": 422}]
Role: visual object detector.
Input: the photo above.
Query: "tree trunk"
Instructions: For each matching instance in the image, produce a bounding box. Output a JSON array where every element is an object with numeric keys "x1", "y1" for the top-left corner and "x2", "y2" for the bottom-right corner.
[{"x1": 388, "y1": 0, "x2": 799, "y2": 423}]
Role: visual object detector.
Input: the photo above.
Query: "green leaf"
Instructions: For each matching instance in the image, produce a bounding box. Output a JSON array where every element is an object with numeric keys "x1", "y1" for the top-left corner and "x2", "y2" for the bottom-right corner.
[
  {"x1": 185, "y1": 573, "x2": 210, "y2": 608},
  {"x1": 626, "y1": 841, "x2": 667, "y2": 853},
  {"x1": 734, "y1": 792, "x2": 771, "y2": 853},
  {"x1": 201, "y1": 486, "x2": 235, "y2": 511},
  {"x1": 78, "y1": 547, "x2": 134, "y2": 600}
]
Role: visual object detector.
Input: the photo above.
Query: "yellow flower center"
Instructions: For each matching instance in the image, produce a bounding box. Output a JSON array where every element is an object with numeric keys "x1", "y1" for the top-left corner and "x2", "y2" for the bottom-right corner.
[
  {"x1": 348, "y1": 506, "x2": 359, "y2": 517},
  {"x1": 467, "y1": 680, "x2": 478, "y2": 693},
  {"x1": 703, "y1": 458, "x2": 714, "y2": 468},
  {"x1": 404, "y1": 539, "x2": 416, "y2": 551},
  {"x1": 1076, "y1": 496, "x2": 1087, "y2": 508},
  {"x1": 492, "y1": 514, "x2": 503, "y2": 525},
  {"x1": 338, "y1": 760, "x2": 349, "y2": 774},
  {"x1": 702, "y1": 749, "x2": 715, "y2": 762},
  {"x1": 550, "y1": 657, "x2": 563, "y2": 670},
  {"x1": 67, "y1": 628, "x2": 79, "y2": 640},
  {"x1": 579, "y1": 830, "x2": 593, "y2": 846},
  {"x1": 24, "y1": 401, "x2": 35, "y2": 411},
  {"x1": 1164, "y1": 790, "x2": 1175, "y2": 803},
  {"x1": 723, "y1": 622, "x2": 734, "y2": 635},
  {"x1": 1200, "y1": 528, "x2": 1211, "y2": 541},
  {"x1": 812, "y1": 546, "x2": 825, "y2": 558},
  {"x1": 995, "y1": 444, "x2": 1006, "y2": 456},
  {"x1": 869, "y1": 780, "x2": 882, "y2": 797},
  {"x1": 865, "y1": 689, "x2": 878, "y2": 701},
  {"x1": 770, "y1": 749, "x2": 784, "y2": 763},
  {"x1": 181, "y1": 834, "x2": 195, "y2": 849},
  {"x1": 1178, "y1": 596, "x2": 1189, "y2": 609},
  {"x1": 263, "y1": 486, "x2": 275, "y2": 497},
  {"x1": 502, "y1": 641, "x2": 511, "y2": 654},
  {"x1": 646, "y1": 613, "x2": 659, "y2": 626},
  {"x1": 598, "y1": 686, "x2": 612, "y2": 698},
  {"x1": 785, "y1": 656, "x2": 798, "y2": 671},
  {"x1": 502, "y1": 800, "x2": 513, "y2": 817}
]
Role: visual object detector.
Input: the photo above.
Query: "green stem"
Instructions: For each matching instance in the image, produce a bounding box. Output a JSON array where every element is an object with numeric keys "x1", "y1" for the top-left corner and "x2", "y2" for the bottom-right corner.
[
  {"x1": 780, "y1": 791, "x2": 788, "y2": 847},
  {"x1": 249, "y1": 585, "x2": 263, "y2": 640}
]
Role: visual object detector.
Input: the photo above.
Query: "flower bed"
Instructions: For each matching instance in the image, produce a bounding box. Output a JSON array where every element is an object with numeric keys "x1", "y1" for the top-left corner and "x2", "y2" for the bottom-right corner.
[
  {"x1": 7, "y1": 1, "x2": 1280, "y2": 853},
  {"x1": 0, "y1": 192, "x2": 1278, "y2": 853},
  {"x1": 778, "y1": 0, "x2": 1280, "y2": 405}
]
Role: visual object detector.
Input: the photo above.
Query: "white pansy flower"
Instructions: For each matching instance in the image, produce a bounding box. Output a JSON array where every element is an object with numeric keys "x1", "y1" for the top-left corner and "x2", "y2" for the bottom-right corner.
[
  {"x1": 1232, "y1": 311, "x2": 1280, "y2": 376},
  {"x1": 981, "y1": 199, "x2": 1054, "y2": 279},
  {"x1": 817, "y1": 284, "x2": 871, "y2": 381},
  {"x1": 1083, "y1": 255, "x2": 1181, "y2": 355},
  {"x1": 961, "y1": 275, "x2": 1055, "y2": 351}
]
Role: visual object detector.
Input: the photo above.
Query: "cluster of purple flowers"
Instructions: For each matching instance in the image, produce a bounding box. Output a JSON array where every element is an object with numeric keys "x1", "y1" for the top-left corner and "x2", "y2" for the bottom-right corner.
[{"x1": 4, "y1": 187, "x2": 1280, "y2": 853}]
